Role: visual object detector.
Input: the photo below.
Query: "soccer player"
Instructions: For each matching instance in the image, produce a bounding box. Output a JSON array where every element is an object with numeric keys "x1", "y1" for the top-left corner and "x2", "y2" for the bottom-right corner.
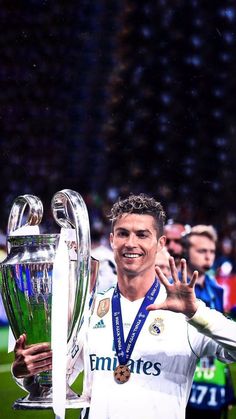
[
  {"x1": 155, "y1": 246, "x2": 171, "y2": 278},
  {"x1": 164, "y1": 221, "x2": 186, "y2": 268},
  {"x1": 12, "y1": 194, "x2": 236, "y2": 419},
  {"x1": 184, "y1": 226, "x2": 235, "y2": 418}
]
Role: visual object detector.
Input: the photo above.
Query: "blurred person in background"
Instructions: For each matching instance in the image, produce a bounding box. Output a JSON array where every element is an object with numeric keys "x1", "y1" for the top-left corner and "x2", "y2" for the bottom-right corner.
[
  {"x1": 155, "y1": 246, "x2": 171, "y2": 278},
  {"x1": 213, "y1": 236, "x2": 236, "y2": 277},
  {"x1": 164, "y1": 221, "x2": 188, "y2": 269},
  {"x1": 0, "y1": 230, "x2": 8, "y2": 326},
  {"x1": 91, "y1": 220, "x2": 117, "y2": 293},
  {"x1": 0, "y1": 229, "x2": 6, "y2": 262},
  {"x1": 183, "y1": 225, "x2": 222, "y2": 310},
  {"x1": 184, "y1": 225, "x2": 235, "y2": 419}
]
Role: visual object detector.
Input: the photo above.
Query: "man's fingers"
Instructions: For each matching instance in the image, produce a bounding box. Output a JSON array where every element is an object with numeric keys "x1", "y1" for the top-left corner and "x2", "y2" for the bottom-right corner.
[
  {"x1": 27, "y1": 349, "x2": 53, "y2": 363},
  {"x1": 13, "y1": 349, "x2": 53, "y2": 378},
  {"x1": 27, "y1": 356, "x2": 52, "y2": 374},
  {"x1": 14, "y1": 358, "x2": 52, "y2": 378},
  {"x1": 146, "y1": 303, "x2": 160, "y2": 311},
  {"x1": 33, "y1": 363, "x2": 52, "y2": 375},
  {"x1": 25, "y1": 342, "x2": 51, "y2": 355},
  {"x1": 22, "y1": 348, "x2": 52, "y2": 372},
  {"x1": 189, "y1": 270, "x2": 198, "y2": 288},
  {"x1": 169, "y1": 256, "x2": 178, "y2": 282},
  {"x1": 180, "y1": 259, "x2": 187, "y2": 283},
  {"x1": 14, "y1": 334, "x2": 26, "y2": 352},
  {"x1": 147, "y1": 302, "x2": 168, "y2": 312},
  {"x1": 155, "y1": 266, "x2": 169, "y2": 287}
]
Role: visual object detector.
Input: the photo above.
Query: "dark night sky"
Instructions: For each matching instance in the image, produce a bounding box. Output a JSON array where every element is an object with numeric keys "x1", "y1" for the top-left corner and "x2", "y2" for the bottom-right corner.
[{"x1": 0, "y1": 1, "x2": 236, "y2": 236}]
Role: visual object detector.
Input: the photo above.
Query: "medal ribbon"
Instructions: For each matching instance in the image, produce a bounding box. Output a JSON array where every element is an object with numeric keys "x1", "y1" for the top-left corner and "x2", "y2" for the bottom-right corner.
[{"x1": 112, "y1": 279, "x2": 160, "y2": 365}]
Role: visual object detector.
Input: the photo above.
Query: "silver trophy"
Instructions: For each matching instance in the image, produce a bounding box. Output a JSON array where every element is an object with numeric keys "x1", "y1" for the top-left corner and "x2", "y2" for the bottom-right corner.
[{"x1": 0, "y1": 189, "x2": 98, "y2": 410}]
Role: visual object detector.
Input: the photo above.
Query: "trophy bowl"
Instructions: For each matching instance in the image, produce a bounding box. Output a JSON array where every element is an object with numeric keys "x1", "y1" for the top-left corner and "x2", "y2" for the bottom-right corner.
[{"x1": 0, "y1": 190, "x2": 95, "y2": 410}]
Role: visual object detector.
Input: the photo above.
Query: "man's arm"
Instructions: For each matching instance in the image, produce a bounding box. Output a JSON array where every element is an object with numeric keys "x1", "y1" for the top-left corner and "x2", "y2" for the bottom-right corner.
[
  {"x1": 147, "y1": 257, "x2": 236, "y2": 361},
  {"x1": 187, "y1": 301, "x2": 236, "y2": 362}
]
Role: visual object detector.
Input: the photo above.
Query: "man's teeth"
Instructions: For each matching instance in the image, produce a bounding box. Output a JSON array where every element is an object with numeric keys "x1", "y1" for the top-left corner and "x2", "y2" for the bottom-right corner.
[{"x1": 124, "y1": 254, "x2": 140, "y2": 258}]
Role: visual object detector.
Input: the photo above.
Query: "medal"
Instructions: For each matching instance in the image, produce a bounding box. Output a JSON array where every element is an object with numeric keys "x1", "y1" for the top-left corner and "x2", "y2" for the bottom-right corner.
[
  {"x1": 112, "y1": 279, "x2": 160, "y2": 384},
  {"x1": 114, "y1": 365, "x2": 131, "y2": 384}
]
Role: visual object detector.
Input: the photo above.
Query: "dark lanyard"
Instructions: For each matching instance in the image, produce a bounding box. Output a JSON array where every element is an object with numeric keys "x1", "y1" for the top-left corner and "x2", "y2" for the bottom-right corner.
[{"x1": 112, "y1": 279, "x2": 160, "y2": 365}]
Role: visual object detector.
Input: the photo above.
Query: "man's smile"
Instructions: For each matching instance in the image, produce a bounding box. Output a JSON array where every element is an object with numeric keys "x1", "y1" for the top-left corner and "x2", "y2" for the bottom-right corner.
[{"x1": 123, "y1": 253, "x2": 143, "y2": 258}]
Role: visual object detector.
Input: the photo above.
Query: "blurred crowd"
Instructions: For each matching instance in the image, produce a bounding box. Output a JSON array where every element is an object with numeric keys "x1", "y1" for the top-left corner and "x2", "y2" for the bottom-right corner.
[
  {"x1": 1, "y1": 195, "x2": 235, "y2": 418},
  {"x1": 3, "y1": 192, "x2": 235, "y2": 327},
  {"x1": 89, "y1": 192, "x2": 236, "y2": 278}
]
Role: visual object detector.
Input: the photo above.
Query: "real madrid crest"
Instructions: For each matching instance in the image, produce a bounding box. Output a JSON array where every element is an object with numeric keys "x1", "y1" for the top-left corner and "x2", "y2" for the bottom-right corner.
[
  {"x1": 149, "y1": 317, "x2": 164, "y2": 335},
  {"x1": 97, "y1": 298, "x2": 110, "y2": 318}
]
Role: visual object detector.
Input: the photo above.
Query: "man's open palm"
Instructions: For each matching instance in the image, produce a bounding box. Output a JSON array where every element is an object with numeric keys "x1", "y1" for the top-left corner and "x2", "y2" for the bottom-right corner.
[{"x1": 147, "y1": 257, "x2": 199, "y2": 318}]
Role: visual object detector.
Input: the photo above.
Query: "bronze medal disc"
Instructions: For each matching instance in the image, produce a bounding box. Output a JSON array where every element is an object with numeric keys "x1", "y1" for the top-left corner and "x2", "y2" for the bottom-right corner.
[{"x1": 114, "y1": 365, "x2": 131, "y2": 384}]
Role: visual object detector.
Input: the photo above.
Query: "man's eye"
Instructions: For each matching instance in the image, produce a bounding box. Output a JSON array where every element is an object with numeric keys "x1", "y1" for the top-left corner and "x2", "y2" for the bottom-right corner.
[
  {"x1": 137, "y1": 233, "x2": 147, "y2": 238},
  {"x1": 117, "y1": 231, "x2": 128, "y2": 237}
]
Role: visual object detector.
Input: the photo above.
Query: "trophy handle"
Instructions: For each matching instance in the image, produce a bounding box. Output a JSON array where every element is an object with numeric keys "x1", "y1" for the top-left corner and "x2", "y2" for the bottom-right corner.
[
  {"x1": 7, "y1": 194, "x2": 43, "y2": 236},
  {"x1": 51, "y1": 189, "x2": 91, "y2": 342}
]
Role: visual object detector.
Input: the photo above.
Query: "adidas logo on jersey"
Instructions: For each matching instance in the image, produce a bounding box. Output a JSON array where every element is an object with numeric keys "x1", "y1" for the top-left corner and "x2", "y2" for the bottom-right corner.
[{"x1": 93, "y1": 319, "x2": 106, "y2": 329}]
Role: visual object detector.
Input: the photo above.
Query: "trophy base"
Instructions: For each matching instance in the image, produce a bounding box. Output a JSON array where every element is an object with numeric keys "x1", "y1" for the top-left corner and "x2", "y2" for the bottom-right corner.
[{"x1": 13, "y1": 388, "x2": 90, "y2": 410}]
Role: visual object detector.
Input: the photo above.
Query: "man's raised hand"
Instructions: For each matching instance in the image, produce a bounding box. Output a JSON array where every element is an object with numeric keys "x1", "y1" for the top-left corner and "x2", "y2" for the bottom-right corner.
[{"x1": 147, "y1": 257, "x2": 199, "y2": 318}]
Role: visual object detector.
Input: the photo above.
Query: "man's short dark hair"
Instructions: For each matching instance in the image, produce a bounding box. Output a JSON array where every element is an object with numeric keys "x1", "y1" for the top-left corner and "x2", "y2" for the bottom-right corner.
[
  {"x1": 108, "y1": 193, "x2": 166, "y2": 236},
  {"x1": 182, "y1": 230, "x2": 216, "y2": 259}
]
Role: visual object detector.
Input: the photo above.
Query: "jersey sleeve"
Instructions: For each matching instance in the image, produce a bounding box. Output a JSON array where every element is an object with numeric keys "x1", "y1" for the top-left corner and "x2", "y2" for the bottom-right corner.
[{"x1": 187, "y1": 300, "x2": 236, "y2": 363}]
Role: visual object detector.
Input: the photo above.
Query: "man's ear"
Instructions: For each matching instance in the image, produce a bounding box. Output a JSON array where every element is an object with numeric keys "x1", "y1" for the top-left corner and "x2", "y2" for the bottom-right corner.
[
  {"x1": 157, "y1": 235, "x2": 166, "y2": 251},
  {"x1": 110, "y1": 232, "x2": 114, "y2": 249}
]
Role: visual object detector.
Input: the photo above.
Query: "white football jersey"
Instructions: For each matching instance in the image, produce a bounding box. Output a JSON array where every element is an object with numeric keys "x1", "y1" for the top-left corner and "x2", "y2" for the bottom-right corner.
[
  {"x1": 79, "y1": 285, "x2": 236, "y2": 419},
  {"x1": 12, "y1": 283, "x2": 236, "y2": 419}
]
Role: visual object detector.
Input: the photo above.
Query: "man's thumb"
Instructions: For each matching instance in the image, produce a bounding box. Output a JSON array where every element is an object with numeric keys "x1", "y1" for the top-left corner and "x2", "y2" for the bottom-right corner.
[{"x1": 14, "y1": 333, "x2": 26, "y2": 351}]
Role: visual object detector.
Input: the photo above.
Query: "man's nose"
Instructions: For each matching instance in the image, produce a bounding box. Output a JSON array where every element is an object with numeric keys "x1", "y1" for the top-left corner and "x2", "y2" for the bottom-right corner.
[{"x1": 125, "y1": 234, "x2": 137, "y2": 247}]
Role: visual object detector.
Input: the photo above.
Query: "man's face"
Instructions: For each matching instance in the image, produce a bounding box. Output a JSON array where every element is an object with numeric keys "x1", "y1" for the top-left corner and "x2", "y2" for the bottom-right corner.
[
  {"x1": 165, "y1": 225, "x2": 184, "y2": 258},
  {"x1": 110, "y1": 213, "x2": 165, "y2": 277},
  {"x1": 188, "y1": 235, "x2": 216, "y2": 274},
  {"x1": 155, "y1": 249, "x2": 171, "y2": 278}
]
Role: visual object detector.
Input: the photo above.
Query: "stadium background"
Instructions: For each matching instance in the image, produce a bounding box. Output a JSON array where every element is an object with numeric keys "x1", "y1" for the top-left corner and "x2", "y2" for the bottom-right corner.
[{"x1": 0, "y1": 1, "x2": 236, "y2": 418}]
